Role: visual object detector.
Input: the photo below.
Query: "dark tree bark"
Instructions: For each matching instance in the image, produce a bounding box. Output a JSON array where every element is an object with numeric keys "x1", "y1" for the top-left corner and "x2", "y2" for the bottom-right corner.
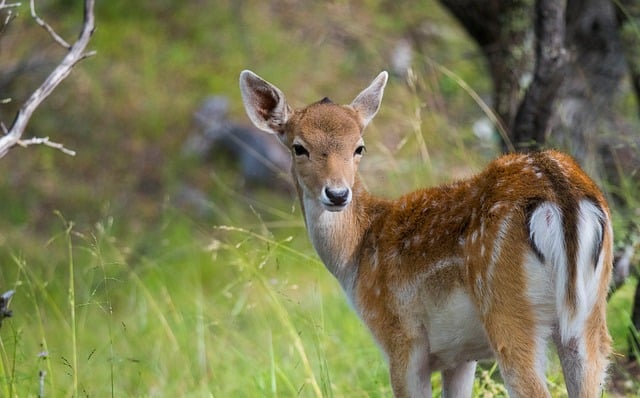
[
  {"x1": 512, "y1": 0, "x2": 568, "y2": 151},
  {"x1": 553, "y1": 0, "x2": 629, "y2": 176},
  {"x1": 616, "y1": 0, "x2": 640, "y2": 119},
  {"x1": 439, "y1": 0, "x2": 635, "y2": 172},
  {"x1": 438, "y1": 0, "x2": 534, "y2": 151}
]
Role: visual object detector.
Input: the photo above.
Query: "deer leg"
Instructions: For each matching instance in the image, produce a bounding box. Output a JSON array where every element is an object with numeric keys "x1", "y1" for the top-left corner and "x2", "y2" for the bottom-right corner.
[
  {"x1": 553, "y1": 333, "x2": 583, "y2": 398},
  {"x1": 552, "y1": 303, "x2": 611, "y2": 398},
  {"x1": 441, "y1": 360, "x2": 476, "y2": 398},
  {"x1": 487, "y1": 324, "x2": 550, "y2": 397},
  {"x1": 478, "y1": 262, "x2": 552, "y2": 396},
  {"x1": 388, "y1": 334, "x2": 432, "y2": 398}
]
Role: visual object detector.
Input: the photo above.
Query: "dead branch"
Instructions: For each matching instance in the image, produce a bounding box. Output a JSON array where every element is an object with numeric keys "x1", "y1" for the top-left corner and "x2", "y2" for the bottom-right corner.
[
  {"x1": 0, "y1": 1, "x2": 20, "y2": 33},
  {"x1": 30, "y1": 0, "x2": 70, "y2": 49},
  {"x1": 0, "y1": 1, "x2": 21, "y2": 11},
  {"x1": 0, "y1": 0, "x2": 96, "y2": 158},
  {"x1": 18, "y1": 136, "x2": 76, "y2": 155}
]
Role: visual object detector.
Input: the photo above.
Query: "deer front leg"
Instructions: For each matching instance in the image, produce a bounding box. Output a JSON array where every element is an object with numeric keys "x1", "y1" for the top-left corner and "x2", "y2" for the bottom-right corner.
[
  {"x1": 441, "y1": 361, "x2": 476, "y2": 397},
  {"x1": 387, "y1": 333, "x2": 432, "y2": 398}
]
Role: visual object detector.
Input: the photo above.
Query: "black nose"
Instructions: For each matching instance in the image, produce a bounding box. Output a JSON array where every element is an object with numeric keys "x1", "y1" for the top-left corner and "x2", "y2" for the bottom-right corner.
[{"x1": 325, "y1": 187, "x2": 350, "y2": 206}]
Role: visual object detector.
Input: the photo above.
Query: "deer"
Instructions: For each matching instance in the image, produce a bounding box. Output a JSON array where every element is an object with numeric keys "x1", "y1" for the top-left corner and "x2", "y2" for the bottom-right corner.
[{"x1": 239, "y1": 70, "x2": 613, "y2": 397}]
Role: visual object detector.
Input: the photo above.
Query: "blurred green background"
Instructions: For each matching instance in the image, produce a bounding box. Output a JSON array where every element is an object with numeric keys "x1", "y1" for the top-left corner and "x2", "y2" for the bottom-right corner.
[{"x1": 0, "y1": 1, "x2": 637, "y2": 396}]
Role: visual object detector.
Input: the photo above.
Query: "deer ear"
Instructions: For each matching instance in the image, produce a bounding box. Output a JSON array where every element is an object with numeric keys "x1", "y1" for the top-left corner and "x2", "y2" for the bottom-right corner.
[
  {"x1": 350, "y1": 71, "x2": 388, "y2": 128},
  {"x1": 239, "y1": 70, "x2": 292, "y2": 137}
]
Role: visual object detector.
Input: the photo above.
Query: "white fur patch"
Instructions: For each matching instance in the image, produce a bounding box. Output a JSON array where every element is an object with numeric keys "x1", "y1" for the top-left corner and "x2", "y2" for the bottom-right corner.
[
  {"x1": 427, "y1": 288, "x2": 492, "y2": 367},
  {"x1": 528, "y1": 202, "x2": 571, "y2": 339},
  {"x1": 523, "y1": 252, "x2": 555, "y2": 377},
  {"x1": 572, "y1": 200, "x2": 606, "y2": 338},
  {"x1": 528, "y1": 200, "x2": 607, "y2": 343},
  {"x1": 303, "y1": 195, "x2": 357, "y2": 299}
]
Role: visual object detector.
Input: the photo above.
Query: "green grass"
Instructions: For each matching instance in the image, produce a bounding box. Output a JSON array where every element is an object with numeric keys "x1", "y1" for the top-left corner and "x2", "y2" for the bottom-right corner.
[
  {"x1": 0, "y1": 206, "x2": 385, "y2": 396},
  {"x1": 1, "y1": 62, "x2": 638, "y2": 397},
  {"x1": 0, "y1": 193, "x2": 638, "y2": 396},
  {"x1": 1, "y1": 1, "x2": 639, "y2": 396}
]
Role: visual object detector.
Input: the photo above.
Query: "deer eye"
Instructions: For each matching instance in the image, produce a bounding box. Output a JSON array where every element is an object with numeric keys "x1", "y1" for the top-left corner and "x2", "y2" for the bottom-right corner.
[
  {"x1": 354, "y1": 145, "x2": 366, "y2": 156},
  {"x1": 292, "y1": 144, "x2": 309, "y2": 157}
]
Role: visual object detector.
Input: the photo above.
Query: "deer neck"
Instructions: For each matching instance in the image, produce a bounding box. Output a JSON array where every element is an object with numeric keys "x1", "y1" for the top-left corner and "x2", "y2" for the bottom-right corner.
[{"x1": 298, "y1": 177, "x2": 375, "y2": 294}]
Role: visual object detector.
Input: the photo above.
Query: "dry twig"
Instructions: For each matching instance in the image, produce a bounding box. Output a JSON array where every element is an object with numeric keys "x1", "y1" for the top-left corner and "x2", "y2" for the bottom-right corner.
[
  {"x1": 0, "y1": 0, "x2": 96, "y2": 158},
  {"x1": 0, "y1": 1, "x2": 20, "y2": 33}
]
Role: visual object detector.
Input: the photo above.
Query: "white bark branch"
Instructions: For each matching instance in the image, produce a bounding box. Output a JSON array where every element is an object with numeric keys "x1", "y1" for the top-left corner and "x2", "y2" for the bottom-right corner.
[
  {"x1": 18, "y1": 136, "x2": 76, "y2": 156},
  {"x1": 30, "y1": 0, "x2": 71, "y2": 49},
  {"x1": 0, "y1": 0, "x2": 96, "y2": 158},
  {"x1": 0, "y1": 1, "x2": 21, "y2": 10},
  {"x1": 0, "y1": 2, "x2": 20, "y2": 33}
]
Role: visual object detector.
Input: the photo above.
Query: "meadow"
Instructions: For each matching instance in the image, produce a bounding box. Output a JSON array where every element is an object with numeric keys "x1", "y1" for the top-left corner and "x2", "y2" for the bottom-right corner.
[
  {"x1": 0, "y1": 1, "x2": 638, "y2": 396},
  {"x1": 0, "y1": 177, "x2": 637, "y2": 397}
]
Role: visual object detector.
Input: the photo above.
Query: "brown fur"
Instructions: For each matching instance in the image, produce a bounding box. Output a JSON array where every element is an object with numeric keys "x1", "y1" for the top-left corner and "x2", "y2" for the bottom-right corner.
[{"x1": 239, "y1": 70, "x2": 613, "y2": 397}]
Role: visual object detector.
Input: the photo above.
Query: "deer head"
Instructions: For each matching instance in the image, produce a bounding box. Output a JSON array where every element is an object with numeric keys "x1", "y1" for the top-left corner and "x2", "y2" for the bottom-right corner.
[{"x1": 239, "y1": 70, "x2": 387, "y2": 212}]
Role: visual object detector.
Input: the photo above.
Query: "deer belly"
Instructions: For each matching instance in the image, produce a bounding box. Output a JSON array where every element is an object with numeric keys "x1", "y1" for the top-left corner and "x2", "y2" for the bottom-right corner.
[{"x1": 426, "y1": 288, "x2": 493, "y2": 370}]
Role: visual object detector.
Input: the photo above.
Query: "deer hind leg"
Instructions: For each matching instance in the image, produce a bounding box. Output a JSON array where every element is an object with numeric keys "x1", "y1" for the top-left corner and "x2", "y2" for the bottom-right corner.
[
  {"x1": 550, "y1": 199, "x2": 612, "y2": 398},
  {"x1": 441, "y1": 361, "x2": 476, "y2": 398},
  {"x1": 467, "y1": 218, "x2": 555, "y2": 398},
  {"x1": 473, "y1": 224, "x2": 552, "y2": 397},
  {"x1": 553, "y1": 301, "x2": 611, "y2": 398},
  {"x1": 482, "y1": 309, "x2": 552, "y2": 397},
  {"x1": 478, "y1": 275, "x2": 552, "y2": 397}
]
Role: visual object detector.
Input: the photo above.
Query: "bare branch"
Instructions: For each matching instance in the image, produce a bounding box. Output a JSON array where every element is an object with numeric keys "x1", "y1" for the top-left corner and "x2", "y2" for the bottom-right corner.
[
  {"x1": 30, "y1": 0, "x2": 70, "y2": 49},
  {"x1": 18, "y1": 136, "x2": 76, "y2": 156},
  {"x1": 0, "y1": 2, "x2": 20, "y2": 33},
  {"x1": 0, "y1": 1, "x2": 22, "y2": 10},
  {"x1": 0, "y1": 0, "x2": 96, "y2": 158}
]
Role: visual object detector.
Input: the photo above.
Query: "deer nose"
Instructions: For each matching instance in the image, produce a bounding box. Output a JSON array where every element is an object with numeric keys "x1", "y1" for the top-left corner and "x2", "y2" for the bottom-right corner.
[{"x1": 323, "y1": 186, "x2": 351, "y2": 208}]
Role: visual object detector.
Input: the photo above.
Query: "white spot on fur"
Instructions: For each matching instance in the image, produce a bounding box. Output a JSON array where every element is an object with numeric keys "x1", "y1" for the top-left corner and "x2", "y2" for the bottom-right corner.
[
  {"x1": 412, "y1": 235, "x2": 422, "y2": 246},
  {"x1": 470, "y1": 230, "x2": 478, "y2": 244},
  {"x1": 372, "y1": 246, "x2": 379, "y2": 269},
  {"x1": 479, "y1": 223, "x2": 486, "y2": 239},
  {"x1": 489, "y1": 202, "x2": 507, "y2": 214}
]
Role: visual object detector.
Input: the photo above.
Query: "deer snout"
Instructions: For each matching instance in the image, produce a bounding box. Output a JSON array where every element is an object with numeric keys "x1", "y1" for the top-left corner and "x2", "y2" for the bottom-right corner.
[{"x1": 321, "y1": 186, "x2": 352, "y2": 211}]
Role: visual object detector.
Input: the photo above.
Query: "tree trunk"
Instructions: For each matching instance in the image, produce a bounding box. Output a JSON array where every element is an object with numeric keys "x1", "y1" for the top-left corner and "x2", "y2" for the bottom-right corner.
[
  {"x1": 512, "y1": 0, "x2": 568, "y2": 151},
  {"x1": 438, "y1": 0, "x2": 534, "y2": 149}
]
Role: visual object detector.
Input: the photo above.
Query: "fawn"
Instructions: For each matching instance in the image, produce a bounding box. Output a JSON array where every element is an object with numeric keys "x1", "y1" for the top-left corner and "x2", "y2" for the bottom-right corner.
[{"x1": 239, "y1": 70, "x2": 613, "y2": 397}]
